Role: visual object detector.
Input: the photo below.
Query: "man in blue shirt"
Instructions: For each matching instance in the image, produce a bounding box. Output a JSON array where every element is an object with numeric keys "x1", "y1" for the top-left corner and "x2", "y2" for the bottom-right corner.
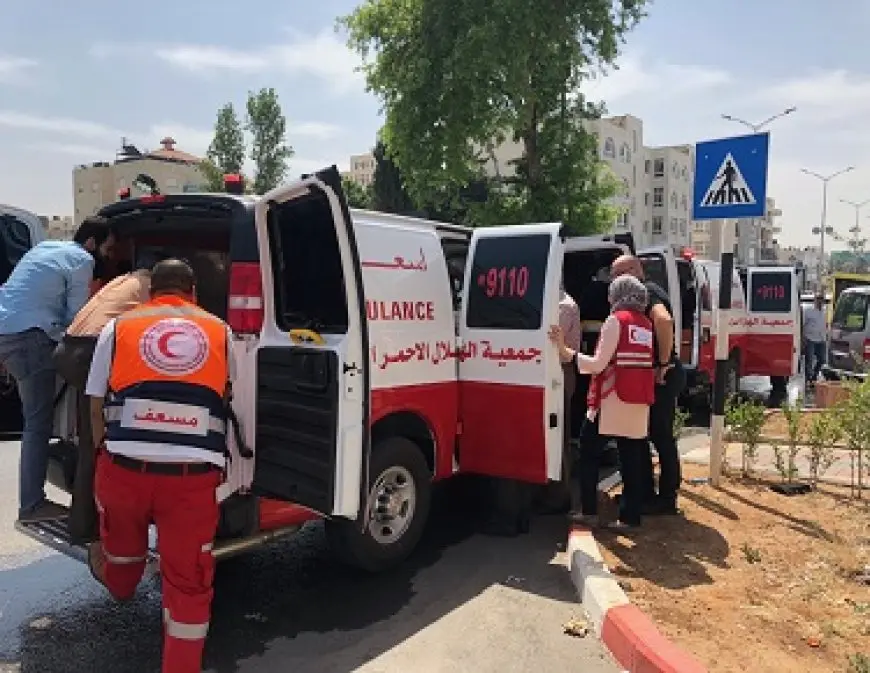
[{"x1": 0, "y1": 216, "x2": 115, "y2": 523}]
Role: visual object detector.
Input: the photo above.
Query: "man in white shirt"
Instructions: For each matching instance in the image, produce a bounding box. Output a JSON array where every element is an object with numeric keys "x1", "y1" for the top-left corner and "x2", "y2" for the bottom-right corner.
[{"x1": 802, "y1": 294, "x2": 827, "y2": 385}]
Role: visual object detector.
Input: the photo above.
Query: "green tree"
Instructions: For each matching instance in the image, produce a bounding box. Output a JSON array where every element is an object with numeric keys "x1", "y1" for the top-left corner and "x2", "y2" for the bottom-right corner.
[
  {"x1": 371, "y1": 140, "x2": 415, "y2": 214},
  {"x1": 341, "y1": 0, "x2": 645, "y2": 233},
  {"x1": 201, "y1": 102, "x2": 246, "y2": 192},
  {"x1": 341, "y1": 175, "x2": 372, "y2": 209},
  {"x1": 245, "y1": 88, "x2": 294, "y2": 194}
]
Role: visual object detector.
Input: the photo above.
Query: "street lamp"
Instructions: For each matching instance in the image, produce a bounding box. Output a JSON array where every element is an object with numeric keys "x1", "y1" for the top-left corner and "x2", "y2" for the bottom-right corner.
[
  {"x1": 801, "y1": 166, "x2": 855, "y2": 288},
  {"x1": 720, "y1": 107, "x2": 797, "y2": 262},
  {"x1": 841, "y1": 198, "x2": 870, "y2": 259}
]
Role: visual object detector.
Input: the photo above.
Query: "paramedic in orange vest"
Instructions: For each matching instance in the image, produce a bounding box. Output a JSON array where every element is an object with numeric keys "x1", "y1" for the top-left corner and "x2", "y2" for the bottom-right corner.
[
  {"x1": 84, "y1": 259, "x2": 234, "y2": 673},
  {"x1": 549, "y1": 275, "x2": 655, "y2": 530}
]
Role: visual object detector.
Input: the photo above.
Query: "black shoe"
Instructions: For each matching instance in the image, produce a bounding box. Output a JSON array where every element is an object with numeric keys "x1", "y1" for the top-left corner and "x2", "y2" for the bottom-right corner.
[{"x1": 645, "y1": 498, "x2": 681, "y2": 516}]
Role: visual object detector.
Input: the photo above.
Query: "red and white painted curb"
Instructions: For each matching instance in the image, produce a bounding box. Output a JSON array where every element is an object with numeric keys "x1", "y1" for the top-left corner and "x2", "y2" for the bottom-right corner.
[{"x1": 567, "y1": 526, "x2": 708, "y2": 673}]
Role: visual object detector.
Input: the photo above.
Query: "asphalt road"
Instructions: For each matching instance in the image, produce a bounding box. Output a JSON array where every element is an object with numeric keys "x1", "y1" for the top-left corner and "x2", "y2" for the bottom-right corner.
[{"x1": 0, "y1": 441, "x2": 619, "y2": 673}]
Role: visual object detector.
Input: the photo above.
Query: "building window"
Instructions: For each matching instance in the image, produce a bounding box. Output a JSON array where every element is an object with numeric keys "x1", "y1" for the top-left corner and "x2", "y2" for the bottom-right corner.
[
  {"x1": 682, "y1": 166, "x2": 688, "y2": 180},
  {"x1": 603, "y1": 137, "x2": 616, "y2": 158},
  {"x1": 653, "y1": 159, "x2": 664, "y2": 177},
  {"x1": 694, "y1": 221, "x2": 706, "y2": 232},
  {"x1": 618, "y1": 211, "x2": 629, "y2": 227},
  {"x1": 644, "y1": 159, "x2": 650, "y2": 174},
  {"x1": 620, "y1": 143, "x2": 631, "y2": 163},
  {"x1": 672, "y1": 161, "x2": 679, "y2": 176},
  {"x1": 680, "y1": 219, "x2": 687, "y2": 235},
  {"x1": 632, "y1": 164, "x2": 637, "y2": 187},
  {"x1": 670, "y1": 217, "x2": 678, "y2": 233},
  {"x1": 643, "y1": 220, "x2": 649, "y2": 234},
  {"x1": 670, "y1": 191, "x2": 678, "y2": 208},
  {"x1": 644, "y1": 192, "x2": 650, "y2": 206},
  {"x1": 632, "y1": 130, "x2": 638, "y2": 152},
  {"x1": 681, "y1": 195, "x2": 688, "y2": 211},
  {"x1": 630, "y1": 197, "x2": 636, "y2": 215},
  {"x1": 652, "y1": 216, "x2": 663, "y2": 234},
  {"x1": 622, "y1": 177, "x2": 630, "y2": 195},
  {"x1": 653, "y1": 187, "x2": 664, "y2": 207}
]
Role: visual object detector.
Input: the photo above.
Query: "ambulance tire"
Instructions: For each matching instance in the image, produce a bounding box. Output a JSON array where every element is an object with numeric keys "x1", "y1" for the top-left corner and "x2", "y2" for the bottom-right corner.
[{"x1": 326, "y1": 436, "x2": 432, "y2": 574}]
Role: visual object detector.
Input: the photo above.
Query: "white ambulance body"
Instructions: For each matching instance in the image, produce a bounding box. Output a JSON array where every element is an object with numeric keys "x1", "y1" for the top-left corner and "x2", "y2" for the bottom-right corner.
[
  {"x1": 24, "y1": 167, "x2": 632, "y2": 572},
  {"x1": 637, "y1": 247, "x2": 800, "y2": 404}
]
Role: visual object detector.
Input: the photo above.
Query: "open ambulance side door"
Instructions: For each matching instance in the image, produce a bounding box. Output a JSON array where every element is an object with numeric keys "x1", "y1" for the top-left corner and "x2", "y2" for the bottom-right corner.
[
  {"x1": 637, "y1": 246, "x2": 683, "y2": 337},
  {"x1": 457, "y1": 223, "x2": 564, "y2": 484},
  {"x1": 743, "y1": 266, "x2": 800, "y2": 377},
  {"x1": 251, "y1": 166, "x2": 370, "y2": 520}
]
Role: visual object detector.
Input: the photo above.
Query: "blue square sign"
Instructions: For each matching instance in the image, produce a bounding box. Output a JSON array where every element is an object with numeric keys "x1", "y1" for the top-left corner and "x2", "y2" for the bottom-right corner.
[{"x1": 692, "y1": 132, "x2": 770, "y2": 221}]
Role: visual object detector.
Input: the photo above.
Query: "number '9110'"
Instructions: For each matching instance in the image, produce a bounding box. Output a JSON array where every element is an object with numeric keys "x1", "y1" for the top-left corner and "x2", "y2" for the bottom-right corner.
[{"x1": 477, "y1": 266, "x2": 530, "y2": 298}]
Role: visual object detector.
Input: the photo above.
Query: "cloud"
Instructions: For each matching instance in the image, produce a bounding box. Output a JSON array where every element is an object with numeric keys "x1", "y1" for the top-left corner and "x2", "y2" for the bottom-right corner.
[
  {"x1": 27, "y1": 143, "x2": 110, "y2": 160},
  {"x1": 290, "y1": 157, "x2": 349, "y2": 176},
  {"x1": 0, "y1": 111, "x2": 121, "y2": 139},
  {"x1": 0, "y1": 55, "x2": 37, "y2": 83},
  {"x1": 760, "y1": 69, "x2": 870, "y2": 125},
  {"x1": 92, "y1": 29, "x2": 364, "y2": 95},
  {"x1": 585, "y1": 52, "x2": 732, "y2": 104},
  {"x1": 292, "y1": 122, "x2": 342, "y2": 140}
]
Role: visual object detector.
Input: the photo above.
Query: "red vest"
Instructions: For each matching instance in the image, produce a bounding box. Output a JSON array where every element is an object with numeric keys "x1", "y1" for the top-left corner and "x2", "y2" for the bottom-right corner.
[{"x1": 587, "y1": 309, "x2": 655, "y2": 413}]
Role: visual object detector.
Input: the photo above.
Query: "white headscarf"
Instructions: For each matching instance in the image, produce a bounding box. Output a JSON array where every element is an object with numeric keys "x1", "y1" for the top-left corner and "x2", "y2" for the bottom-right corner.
[{"x1": 608, "y1": 275, "x2": 648, "y2": 313}]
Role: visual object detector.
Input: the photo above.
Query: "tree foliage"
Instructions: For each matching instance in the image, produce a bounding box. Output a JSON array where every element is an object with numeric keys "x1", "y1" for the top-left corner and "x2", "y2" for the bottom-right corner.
[
  {"x1": 202, "y1": 103, "x2": 246, "y2": 192},
  {"x1": 371, "y1": 140, "x2": 415, "y2": 214},
  {"x1": 245, "y1": 88, "x2": 294, "y2": 194},
  {"x1": 341, "y1": 0, "x2": 646, "y2": 233},
  {"x1": 341, "y1": 175, "x2": 372, "y2": 209}
]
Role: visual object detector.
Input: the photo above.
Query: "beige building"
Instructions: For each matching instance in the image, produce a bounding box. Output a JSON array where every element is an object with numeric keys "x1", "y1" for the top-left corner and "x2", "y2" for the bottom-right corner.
[
  {"x1": 73, "y1": 137, "x2": 205, "y2": 225},
  {"x1": 39, "y1": 215, "x2": 76, "y2": 240},
  {"x1": 689, "y1": 196, "x2": 782, "y2": 263},
  {"x1": 345, "y1": 152, "x2": 376, "y2": 187}
]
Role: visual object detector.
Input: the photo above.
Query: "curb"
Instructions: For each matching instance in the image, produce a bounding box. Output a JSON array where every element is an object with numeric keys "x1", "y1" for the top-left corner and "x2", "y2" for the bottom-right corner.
[{"x1": 567, "y1": 526, "x2": 708, "y2": 673}]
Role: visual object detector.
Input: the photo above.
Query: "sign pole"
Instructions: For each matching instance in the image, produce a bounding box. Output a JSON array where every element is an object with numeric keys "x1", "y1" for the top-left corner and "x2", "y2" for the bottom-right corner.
[{"x1": 709, "y1": 220, "x2": 736, "y2": 485}]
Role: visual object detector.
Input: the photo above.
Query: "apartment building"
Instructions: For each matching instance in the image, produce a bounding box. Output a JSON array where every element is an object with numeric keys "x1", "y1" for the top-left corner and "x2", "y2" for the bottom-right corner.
[
  {"x1": 689, "y1": 196, "x2": 782, "y2": 263},
  {"x1": 39, "y1": 215, "x2": 76, "y2": 240},
  {"x1": 345, "y1": 152, "x2": 376, "y2": 187},
  {"x1": 777, "y1": 245, "x2": 826, "y2": 289},
  {"x1": 72, "y1": 137, "x2": 205, "y2": 225},
  {"x1": 479, "y1": 115, "x2": 693, "y2": 250}
]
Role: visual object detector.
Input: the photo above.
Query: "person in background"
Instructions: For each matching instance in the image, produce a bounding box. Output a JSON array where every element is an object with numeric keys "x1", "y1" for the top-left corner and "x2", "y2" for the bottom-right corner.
[
  {"x1": 53, "y1": 253, "x2": 152, "y2": 543},
  {"x1": 86, "y1": 259, "x2": 233, "y2": 673},
  {"x1": 610, "y1": 254, "x2": 685, "y2": 516},
  {"x1": 549, "y1": 275, "x2": 656, "y2": 529},
  {"x1": 0, "y1": 216, "x2": 115, "y2": 523},
  {"x1": 802, "y1": 293, "x2": 827, "y2": 386}
]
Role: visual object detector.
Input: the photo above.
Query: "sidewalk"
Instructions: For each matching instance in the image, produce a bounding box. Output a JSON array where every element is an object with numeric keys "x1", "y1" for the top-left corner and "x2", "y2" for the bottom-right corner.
[{"x1": 682, "y1": 441, "x2": 858, "y2": 485}]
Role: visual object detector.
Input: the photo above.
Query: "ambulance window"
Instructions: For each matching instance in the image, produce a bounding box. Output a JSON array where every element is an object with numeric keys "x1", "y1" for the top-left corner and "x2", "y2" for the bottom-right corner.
[
  {"x1": 748, "y1": 271, "x2": 792, "y2": 313},
  {"x1": 640, "y1": 256, "x2": 668, "y2": 291},
  {"x1": 832, "y1": 292, "x2": 868, "y2": 331},
  {"x1": 466, "y1": 234, "x2": 550, "y2": 330}
]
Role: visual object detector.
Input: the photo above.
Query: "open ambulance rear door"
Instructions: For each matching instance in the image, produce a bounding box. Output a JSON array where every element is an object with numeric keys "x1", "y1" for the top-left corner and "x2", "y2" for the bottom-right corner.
[
  {"x1": 457, "y1": 223, "x2": 564, "y2": 484},
  {"x1": 743, "y1": 266, "x2": 800, "y2": 378},
  {"x1": 251, "y1": 167, "x2": 371, "y2": 520},
  {"x1": 637, "y1": 247, "x2": 683, "y2": 337}
]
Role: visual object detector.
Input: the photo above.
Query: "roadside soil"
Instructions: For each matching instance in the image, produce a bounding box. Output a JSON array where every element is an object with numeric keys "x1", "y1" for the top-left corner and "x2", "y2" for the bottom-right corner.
[{"x1": 596, "y1": 463, "x2": 870, "y2": 673}]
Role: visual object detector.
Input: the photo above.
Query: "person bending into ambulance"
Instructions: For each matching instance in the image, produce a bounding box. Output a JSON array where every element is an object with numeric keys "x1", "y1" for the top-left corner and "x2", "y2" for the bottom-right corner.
[
  {"x1": 549, "y1": 275, "x2": 655, "y2": 529},
  {"x1": 84, "y1": 258, "x2": 234, "y2": 673}
]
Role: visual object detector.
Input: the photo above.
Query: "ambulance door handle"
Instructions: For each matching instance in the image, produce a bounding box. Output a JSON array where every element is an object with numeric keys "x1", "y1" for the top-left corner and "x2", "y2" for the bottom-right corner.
[{"x1": 343, "y1": 362, "x2": 359, "y2": 374}]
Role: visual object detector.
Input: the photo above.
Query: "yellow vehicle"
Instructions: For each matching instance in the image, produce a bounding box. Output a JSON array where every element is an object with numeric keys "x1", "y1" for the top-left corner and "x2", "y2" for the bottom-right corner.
[{"x1": 828, "y1": 272, "x2": 870, "y2": 321}]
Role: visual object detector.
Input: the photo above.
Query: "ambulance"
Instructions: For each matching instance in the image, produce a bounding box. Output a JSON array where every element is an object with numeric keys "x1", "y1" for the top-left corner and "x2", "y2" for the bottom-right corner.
[
  {"x1": 17, "y1": 167, "x2": 634, "y2": 573},
  {"x1": 638, "y1": 247, "x2": 801, "y2": 407},
  {"x1": 0, "y1": 204, "x2": 47, "y2": 432}
]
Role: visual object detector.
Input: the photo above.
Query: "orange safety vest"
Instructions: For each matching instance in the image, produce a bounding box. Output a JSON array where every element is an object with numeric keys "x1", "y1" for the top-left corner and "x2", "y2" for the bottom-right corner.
[
  {"x1": 104, "y1": 295, "x2": 230, "y2": 456},
  {"x1": 587, "y1": 309, "x2": 655, "y2": 414}
]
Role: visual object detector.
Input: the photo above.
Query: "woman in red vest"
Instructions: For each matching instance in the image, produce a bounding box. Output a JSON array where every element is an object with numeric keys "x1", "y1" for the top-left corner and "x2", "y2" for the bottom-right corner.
[{"x1": 549, "y1": 274, "x2": 655, "y2": 530}]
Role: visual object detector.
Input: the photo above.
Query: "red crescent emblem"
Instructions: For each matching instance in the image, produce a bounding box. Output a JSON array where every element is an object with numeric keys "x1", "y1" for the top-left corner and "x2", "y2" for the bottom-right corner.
[{"x1": 156, "y1": 331, "x2": 184, "y2": 359}]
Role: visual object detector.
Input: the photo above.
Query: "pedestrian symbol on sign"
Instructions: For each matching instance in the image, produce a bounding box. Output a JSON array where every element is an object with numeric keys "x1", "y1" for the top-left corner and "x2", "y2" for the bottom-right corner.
[{"x1": 699, "y1": 153, "x2": 756, "y2": 207}]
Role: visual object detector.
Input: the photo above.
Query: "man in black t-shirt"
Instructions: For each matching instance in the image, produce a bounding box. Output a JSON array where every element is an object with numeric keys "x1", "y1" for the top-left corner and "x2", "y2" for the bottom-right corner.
[{"x1": 610, "y1": 255, "x2": 686, "y2": 515}]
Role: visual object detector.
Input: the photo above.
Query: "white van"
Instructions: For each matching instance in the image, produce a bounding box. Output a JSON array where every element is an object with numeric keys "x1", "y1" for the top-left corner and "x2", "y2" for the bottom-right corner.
[
  {"x1": 638, "y1": 248, "x2": 800, "y2": 404},
  {"x1": 20, "y1": 167, "x2": 632, "y2": 572}
]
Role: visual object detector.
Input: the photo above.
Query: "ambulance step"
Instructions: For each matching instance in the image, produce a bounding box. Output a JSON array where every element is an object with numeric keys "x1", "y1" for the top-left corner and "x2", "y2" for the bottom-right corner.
[{"x1": 14, "y1": 514, "x2": 88, "y2": 564}]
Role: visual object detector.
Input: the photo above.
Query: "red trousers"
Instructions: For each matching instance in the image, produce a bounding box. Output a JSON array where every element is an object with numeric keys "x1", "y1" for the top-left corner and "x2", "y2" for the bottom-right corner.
[{"x1": 94, "y1": 453, "x2": 221, "y2": 673}]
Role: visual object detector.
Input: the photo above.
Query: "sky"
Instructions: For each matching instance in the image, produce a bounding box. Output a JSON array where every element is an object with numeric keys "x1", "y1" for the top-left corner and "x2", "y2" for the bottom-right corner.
[{"x1": 1, "y1": 0, "x2": 869, "y2": 249}]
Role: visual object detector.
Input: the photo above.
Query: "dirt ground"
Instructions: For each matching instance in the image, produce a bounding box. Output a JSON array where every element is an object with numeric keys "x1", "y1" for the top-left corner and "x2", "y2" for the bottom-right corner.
[
  {"x1": 596, "y1": 463, "x2": 870, "y2": 673},
  {"x1": 760, "y1": 409, "x2": 823, "y2": 441}
]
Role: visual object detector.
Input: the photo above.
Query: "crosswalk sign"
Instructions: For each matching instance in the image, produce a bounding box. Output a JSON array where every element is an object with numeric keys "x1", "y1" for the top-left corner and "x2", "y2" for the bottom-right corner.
[{"x1": 692, "y1": 132, "x2": 769, "y2": 221}]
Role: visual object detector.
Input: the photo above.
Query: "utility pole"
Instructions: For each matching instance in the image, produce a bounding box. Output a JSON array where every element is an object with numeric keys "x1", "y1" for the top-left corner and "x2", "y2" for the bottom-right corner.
[
  {"x1": 720, "y1": 107, "x2": 796, "y2": 263},
  {"x1": 801, "y1": 167, "x2": 855, "y2": 289}
]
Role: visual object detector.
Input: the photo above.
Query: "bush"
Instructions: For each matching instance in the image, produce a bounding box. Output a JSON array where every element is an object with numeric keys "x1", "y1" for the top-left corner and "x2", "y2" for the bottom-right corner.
[
  {"x1": 805, "y1": 410, "x2": 841, "y2": 488},
  {"x1": 831, "y1": 378, "x2": 870, "y2": 499},
  {"x1": 775, "y1": 399, "x2": 804, "y2": 483},
  {"x1": 725, "y1": 396, "x2": 766, "y2": 478}
]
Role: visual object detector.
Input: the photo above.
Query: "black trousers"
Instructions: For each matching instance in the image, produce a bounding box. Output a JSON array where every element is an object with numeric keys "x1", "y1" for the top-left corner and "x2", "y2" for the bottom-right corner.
[
  {"x1": 577, "y1": 415, "x2": 646, "y2": 525},
  {"x1": 641, "y1": 363, "x2": 685, "y2": 505}
]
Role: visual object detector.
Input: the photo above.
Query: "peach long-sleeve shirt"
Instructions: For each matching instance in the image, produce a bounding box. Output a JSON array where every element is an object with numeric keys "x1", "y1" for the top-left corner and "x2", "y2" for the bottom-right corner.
[
  {"x1": 67, "y1": 269, "x2": 151, "y2": 337},
  {"x1": 575, "y1": 314, "x2": 650, "y2": 440}
]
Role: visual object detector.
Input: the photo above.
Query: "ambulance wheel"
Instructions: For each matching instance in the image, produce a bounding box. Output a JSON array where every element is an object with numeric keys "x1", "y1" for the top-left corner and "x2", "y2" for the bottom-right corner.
[{"x1": 326, "y1": 436, "x2": 432, "y2": 573}]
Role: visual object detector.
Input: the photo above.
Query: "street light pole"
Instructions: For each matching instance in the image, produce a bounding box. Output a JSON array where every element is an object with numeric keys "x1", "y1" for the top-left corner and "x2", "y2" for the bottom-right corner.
[
  {"x1": 840, "y1": 197, "x2": 870, "y2": 255},
  {"x1": 720, "y1": 107, "x2": 796, "y2": 262},
  {"x1": 801, "y1": 167, "x2": 855, "y2": 289}
]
